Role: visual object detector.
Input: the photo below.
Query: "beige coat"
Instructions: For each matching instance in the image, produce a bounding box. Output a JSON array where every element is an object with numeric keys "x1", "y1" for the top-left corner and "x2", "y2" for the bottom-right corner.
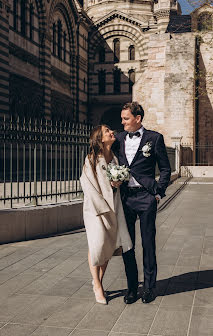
[{"x1": 80, "y1": 155, "x2": 132, "y2": 266}]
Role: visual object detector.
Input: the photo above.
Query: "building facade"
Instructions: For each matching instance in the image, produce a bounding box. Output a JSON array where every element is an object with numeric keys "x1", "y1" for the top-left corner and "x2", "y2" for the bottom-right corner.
[
  {"x1": 85, "y1": 0, "x2": 213, "y2": 147},
  {"x1": 0, "y1": 0, "x2": 213, "y2": 147},
  {"x1": 0, "y1": 0, "x2": 91, "y2": 122}
]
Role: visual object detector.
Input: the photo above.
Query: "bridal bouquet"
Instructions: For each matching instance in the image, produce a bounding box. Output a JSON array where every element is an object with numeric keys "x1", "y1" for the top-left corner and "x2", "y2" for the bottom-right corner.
[{"x1": 106, "y1": 163, "x2": 130, "y2": 182}]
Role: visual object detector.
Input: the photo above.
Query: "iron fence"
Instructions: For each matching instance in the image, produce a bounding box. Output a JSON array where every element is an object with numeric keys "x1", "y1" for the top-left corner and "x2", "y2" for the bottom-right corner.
[
  {"x1": 0, "y1": 116, "x2": 91, "y2": 208},
  {"x1": 0, "y1": 115, "x2": 177, "y2": 209},
  {"x1": 181, "y1": 143, "x2": 213, "y2": 166}
]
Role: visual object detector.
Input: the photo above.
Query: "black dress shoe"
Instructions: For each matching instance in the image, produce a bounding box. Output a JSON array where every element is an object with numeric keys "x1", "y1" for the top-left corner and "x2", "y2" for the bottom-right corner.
[
  {"x1": 124, "y1": 289, "x2": 138, "y2": 304},
  {"x1": 141, "y1": 288, "x2": 155, "y2": 304}
]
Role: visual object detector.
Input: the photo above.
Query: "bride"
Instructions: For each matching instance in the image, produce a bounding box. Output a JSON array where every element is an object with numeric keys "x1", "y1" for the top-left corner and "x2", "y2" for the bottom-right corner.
[{"x1": 80, "y1": 125, "x2": 132, "y2": 304}]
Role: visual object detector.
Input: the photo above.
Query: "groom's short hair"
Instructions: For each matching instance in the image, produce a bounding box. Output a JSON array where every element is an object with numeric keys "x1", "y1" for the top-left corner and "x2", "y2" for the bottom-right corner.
[{"x1": 122, "y1": 102, "x2": 144, "y2": 120}]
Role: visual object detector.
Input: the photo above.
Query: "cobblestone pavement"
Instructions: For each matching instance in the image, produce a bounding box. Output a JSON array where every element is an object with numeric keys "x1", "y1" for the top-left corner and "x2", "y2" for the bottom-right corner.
[{"x1": 0, "y1": 178, "x2": 212, "y2": 336}]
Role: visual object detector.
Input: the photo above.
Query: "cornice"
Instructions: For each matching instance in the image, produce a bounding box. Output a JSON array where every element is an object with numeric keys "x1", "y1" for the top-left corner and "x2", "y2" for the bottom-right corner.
[
  {"x1": 94, "y1": 10, "x2": 150, "y2": 30},
  {"x1": 154, "y1": 9, "x2": 170, "y2": 18}
]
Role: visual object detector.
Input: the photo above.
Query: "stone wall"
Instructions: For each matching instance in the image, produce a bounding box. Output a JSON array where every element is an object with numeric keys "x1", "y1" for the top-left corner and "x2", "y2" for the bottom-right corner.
[
  {"x1": 198, "y1": 33, "x2": 213, "y2": 145},
  {"x1": 134, "y1": 33, "x2": 196, "y2": 146}
]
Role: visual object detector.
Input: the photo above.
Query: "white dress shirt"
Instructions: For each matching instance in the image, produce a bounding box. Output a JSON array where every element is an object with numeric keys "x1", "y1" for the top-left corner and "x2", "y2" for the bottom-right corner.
[{"x1": 125, "y1": 126, "x2": 144, "y2": 187}]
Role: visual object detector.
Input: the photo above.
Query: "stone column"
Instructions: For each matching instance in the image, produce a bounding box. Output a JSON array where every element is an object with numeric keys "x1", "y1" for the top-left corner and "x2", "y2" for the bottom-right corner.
[
  {"x1": 171, "y1": 136, "x2": 182, "y2": 174},
  {"x1": 0, "y1": 0, "x2": 10, "y2": 116},
  {"x1": 155, "y1": 10, "x2": 170, "y2": 33}
]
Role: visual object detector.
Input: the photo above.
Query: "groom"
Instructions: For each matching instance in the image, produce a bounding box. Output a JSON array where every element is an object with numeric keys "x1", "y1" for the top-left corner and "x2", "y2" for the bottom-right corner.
[{"x1": 114, "y1": 102, "x2": 171, "y2": 304}]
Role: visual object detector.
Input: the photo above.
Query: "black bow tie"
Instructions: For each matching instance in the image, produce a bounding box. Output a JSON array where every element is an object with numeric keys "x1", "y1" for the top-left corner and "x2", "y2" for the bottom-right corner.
[{"x1": 128, "y1": 131, "x2": 140, "y2": 139}]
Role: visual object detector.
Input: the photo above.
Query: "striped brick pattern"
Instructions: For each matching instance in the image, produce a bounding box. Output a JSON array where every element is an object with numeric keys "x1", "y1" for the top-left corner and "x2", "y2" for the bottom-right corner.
[{"x1": 0, "y1": 1, "x2": 10, "y2": 115}]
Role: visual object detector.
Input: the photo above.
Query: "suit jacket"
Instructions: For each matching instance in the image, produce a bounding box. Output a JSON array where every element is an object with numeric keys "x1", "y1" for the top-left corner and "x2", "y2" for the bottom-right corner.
[
  {"x1": 114, "y1": 128, "x2": 171, "y2": 198},
  {"x1": 80, "y1": 154, "x2": 132, "y2": 266}
]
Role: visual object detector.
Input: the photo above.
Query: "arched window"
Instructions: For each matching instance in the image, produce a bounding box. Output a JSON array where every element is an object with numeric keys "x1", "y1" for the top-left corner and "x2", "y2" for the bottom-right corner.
[
  {"x1": 13, "y1": 0, "x2": 18, "y2": 30},
  {"x1": 198, "y1": 13, "x2": 212, "y2": 31},
  {"x1": 98, "y1": 70, "x2": 106, "y2": 94},
  {"x1": 129, "y1": 45, "x2": 135, "y2": 61},
  {"x1": 29, "y1": 3, "x2": 34, "y2": 40},
  {"x1": 129, "y1": 70, "x2": 135, "y2": 94},
  {"x1": 113, "y1": 68, "x2": 121, "y2": 94},
  {"x1": 52, "y1": 16, "x2": 69, "y2": 64},
  {"x1": 57, "y1": 20, "x2": 62, "y2": 59},
  {"x1": 99, "y1": 47, "x2": 105, "y2": 63},
  {"x1": 53, "y1": 23, "x2": 56, "y2": 55},
  {"x1": 21, "y1": 0, "x2": 26, "y2": 36},
  {"x1": 114, "y1": 39, "x2": 120, "y2": 62}
]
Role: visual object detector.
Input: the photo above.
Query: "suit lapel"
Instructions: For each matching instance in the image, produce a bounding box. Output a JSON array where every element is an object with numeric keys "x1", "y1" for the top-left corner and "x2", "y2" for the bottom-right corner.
[
  {"x1": 120, "y1": 132, "x2": 129, "y2": 167},
  {"x1": 130, "y1": 128, "x2": 149, "y2": 167}
]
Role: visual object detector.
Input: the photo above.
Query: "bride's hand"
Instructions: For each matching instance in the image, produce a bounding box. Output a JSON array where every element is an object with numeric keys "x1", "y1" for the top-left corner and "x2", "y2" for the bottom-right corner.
[{"x1": 111, "y1": 181, "x2": 122, "y2": 188}]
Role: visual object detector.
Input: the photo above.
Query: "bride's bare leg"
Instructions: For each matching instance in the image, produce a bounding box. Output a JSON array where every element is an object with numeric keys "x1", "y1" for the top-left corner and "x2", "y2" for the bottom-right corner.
[
  {"x1": 88, "y1": 251, "x2": 106, "y2": 302},
  {"x1": 99, "y1": 260, "x2": 109, "y2": 284}
]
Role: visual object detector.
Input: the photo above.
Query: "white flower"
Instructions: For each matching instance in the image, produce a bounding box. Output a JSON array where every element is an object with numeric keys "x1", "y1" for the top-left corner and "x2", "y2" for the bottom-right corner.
[
  {"x1": 141, "y1": 142, "x2": 152, "y2": 157},
  {"x1": 106, "y1": 164, "x2": 130, "y2": 182},
  {"x1": 142, "y1": 144, "x2": 150, "y2": 152}
]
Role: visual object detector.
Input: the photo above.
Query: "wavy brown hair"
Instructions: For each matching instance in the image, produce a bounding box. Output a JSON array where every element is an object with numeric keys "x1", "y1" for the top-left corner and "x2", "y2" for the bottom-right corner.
[{"x1": 88, "y1": 124, "x2": 108, "y2": 174}]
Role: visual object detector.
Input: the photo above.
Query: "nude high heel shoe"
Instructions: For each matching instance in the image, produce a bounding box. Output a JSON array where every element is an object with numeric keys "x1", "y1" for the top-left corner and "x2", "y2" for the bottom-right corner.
[{"x1": 92, "y1": 281, "x2": 107, "y2": 305}]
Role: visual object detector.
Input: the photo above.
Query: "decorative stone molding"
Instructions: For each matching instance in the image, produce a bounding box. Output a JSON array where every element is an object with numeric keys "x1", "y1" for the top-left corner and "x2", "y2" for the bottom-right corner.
[
  {"x1": 96, "y1": 12, "x2": 146, "y2": 29},
  {"x1": 155, "y1": 10, "x2": 170, "y2": 19}
]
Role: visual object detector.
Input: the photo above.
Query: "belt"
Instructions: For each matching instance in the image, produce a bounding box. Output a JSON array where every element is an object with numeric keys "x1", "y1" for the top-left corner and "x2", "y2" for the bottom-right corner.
[{"x1": 127, "y1": 186, "x2": 146, "y2": 193}]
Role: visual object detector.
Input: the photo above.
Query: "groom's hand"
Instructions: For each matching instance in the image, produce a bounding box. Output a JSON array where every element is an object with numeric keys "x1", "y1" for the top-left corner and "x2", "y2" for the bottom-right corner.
[
  {"x1": 111, "y1": 181, "x2": 122, "y2": 188},
  {"x1": 155, "y1": 194, "x2": 161, "y2": 204}
]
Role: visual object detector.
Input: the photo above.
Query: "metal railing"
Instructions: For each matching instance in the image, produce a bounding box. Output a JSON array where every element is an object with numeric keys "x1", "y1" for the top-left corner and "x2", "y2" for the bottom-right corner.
[
  {"x1": 0, "y1": 116, "x2": 91, "y2": 208},
  {"x1": 181, "y1": 143, "x2": 213, "y2": 166},
  {"x1": 0, "y1": 115, "x2": 177, "y2": 209}
]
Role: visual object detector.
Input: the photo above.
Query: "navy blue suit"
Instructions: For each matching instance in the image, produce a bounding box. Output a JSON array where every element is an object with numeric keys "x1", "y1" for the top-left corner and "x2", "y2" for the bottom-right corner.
[{"x1": 114, "y1": 128, "x2": 171, "y2": 290}]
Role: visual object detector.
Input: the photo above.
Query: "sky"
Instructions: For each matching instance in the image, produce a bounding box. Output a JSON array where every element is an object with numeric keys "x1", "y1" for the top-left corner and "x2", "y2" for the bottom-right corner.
[
  {"x1": 178, "y1": 0, "x2": 195, "y2": 14},
  {"x1": 178, "y1": 0, "x2": 212, "y2": 14}
]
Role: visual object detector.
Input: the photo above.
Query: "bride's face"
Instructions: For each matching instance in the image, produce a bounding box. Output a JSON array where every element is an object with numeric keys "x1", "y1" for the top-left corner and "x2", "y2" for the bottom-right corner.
[{"x1": 101, "y1": 126, "x2": 115, "y2": 146}]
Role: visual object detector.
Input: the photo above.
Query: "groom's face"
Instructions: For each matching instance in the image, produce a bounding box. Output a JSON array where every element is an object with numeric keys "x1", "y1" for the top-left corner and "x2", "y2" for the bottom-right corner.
[{"x1": 121, "y1": 108, "x2": 141, "y2": 132}]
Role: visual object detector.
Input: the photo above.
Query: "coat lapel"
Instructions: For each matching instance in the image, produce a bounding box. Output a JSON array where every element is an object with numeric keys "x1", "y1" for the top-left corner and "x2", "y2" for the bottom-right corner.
[
  {"x1": 96, "y1": 156, "x2": 114, "y2": 211},
  {"x1": 120, "y1": 132, "x2": 129, "y2": 167},
  {"x1": 130, "y1": 128, "x2": 150, "y2": 167}
]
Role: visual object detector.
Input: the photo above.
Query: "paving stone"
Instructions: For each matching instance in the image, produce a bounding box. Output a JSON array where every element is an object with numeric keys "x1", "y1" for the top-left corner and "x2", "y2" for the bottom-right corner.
[
  {"x1": 161, "y1": 282, "x2": 195, "y2": 306},
  {"x1": 109, "y1": 333, "x2": 145, "y2": 336},
  {"x1": 176, "y1": 253, "x2": 201, "y2": 267},
  {"x1": 194, "y1": 286, "x2": 213, "y2": 307},
  {"x1": 198, "y1": 268, "x2": 213, "y2": 283},
  {"x1": 0, "y1": 294, "x2": 38, "y2": 322},
  {"x1": 71, "y1": 280, "x2": 97, "y2": 300},
  {"x1": 0, "y1": 271, "x2": 44, "y2": 298},
  {"x1": 0, "y1": 181, "x2": 213, "y2": 335},
  {"x1": 170, "y1": 266, "x2": 198, "y2": 283},
  {"x1": 71, "y1": 330, "x2": 109, "y2": 336},
  {"x1": 112, "y1": 304, "x2": 158, "y2": 334},
  {"x1": 42, "y1": 298, "x2": 94, "y2": 328},
  {"x1": 157, "y1": 250, "x2": 180, "y2": 266},
  {"x1": 43, "y1": 277, "x2": 87, "y2": 297},
  {"x1": 31, "y1": 326, "x2": 73, "y2": 336},
  {"x1": 149, "y1": 305, "x2": 191, "y2": 336},
  {"x1": 76, "y1": 301, "x2": 125, "y2": 332},
  {"x1": 11, "y1": 295, "x2": 68, "y2": 325},
  {"x1": 0, "y1": 323, "x2": 38, "y2": 336},
  {"x1": 189, "y1": 307, "x2": 213, "y2": 336}
]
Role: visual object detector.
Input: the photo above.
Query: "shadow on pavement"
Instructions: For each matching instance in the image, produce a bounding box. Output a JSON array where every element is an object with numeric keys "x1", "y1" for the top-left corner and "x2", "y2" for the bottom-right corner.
[{"x1": 106, "y1": 270, "x2": 213, "y2": 301}]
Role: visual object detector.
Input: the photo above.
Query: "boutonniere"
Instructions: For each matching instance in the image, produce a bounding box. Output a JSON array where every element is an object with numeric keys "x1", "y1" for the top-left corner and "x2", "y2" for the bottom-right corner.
[{"x1": 140, "y1": 142, "x2": 152, "y2": 157}]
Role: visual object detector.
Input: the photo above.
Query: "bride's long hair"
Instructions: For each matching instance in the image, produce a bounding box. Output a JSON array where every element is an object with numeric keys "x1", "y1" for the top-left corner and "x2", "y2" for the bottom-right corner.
[{"x1": 88, "y1": 124, "x2": 108, "y2": 174}]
